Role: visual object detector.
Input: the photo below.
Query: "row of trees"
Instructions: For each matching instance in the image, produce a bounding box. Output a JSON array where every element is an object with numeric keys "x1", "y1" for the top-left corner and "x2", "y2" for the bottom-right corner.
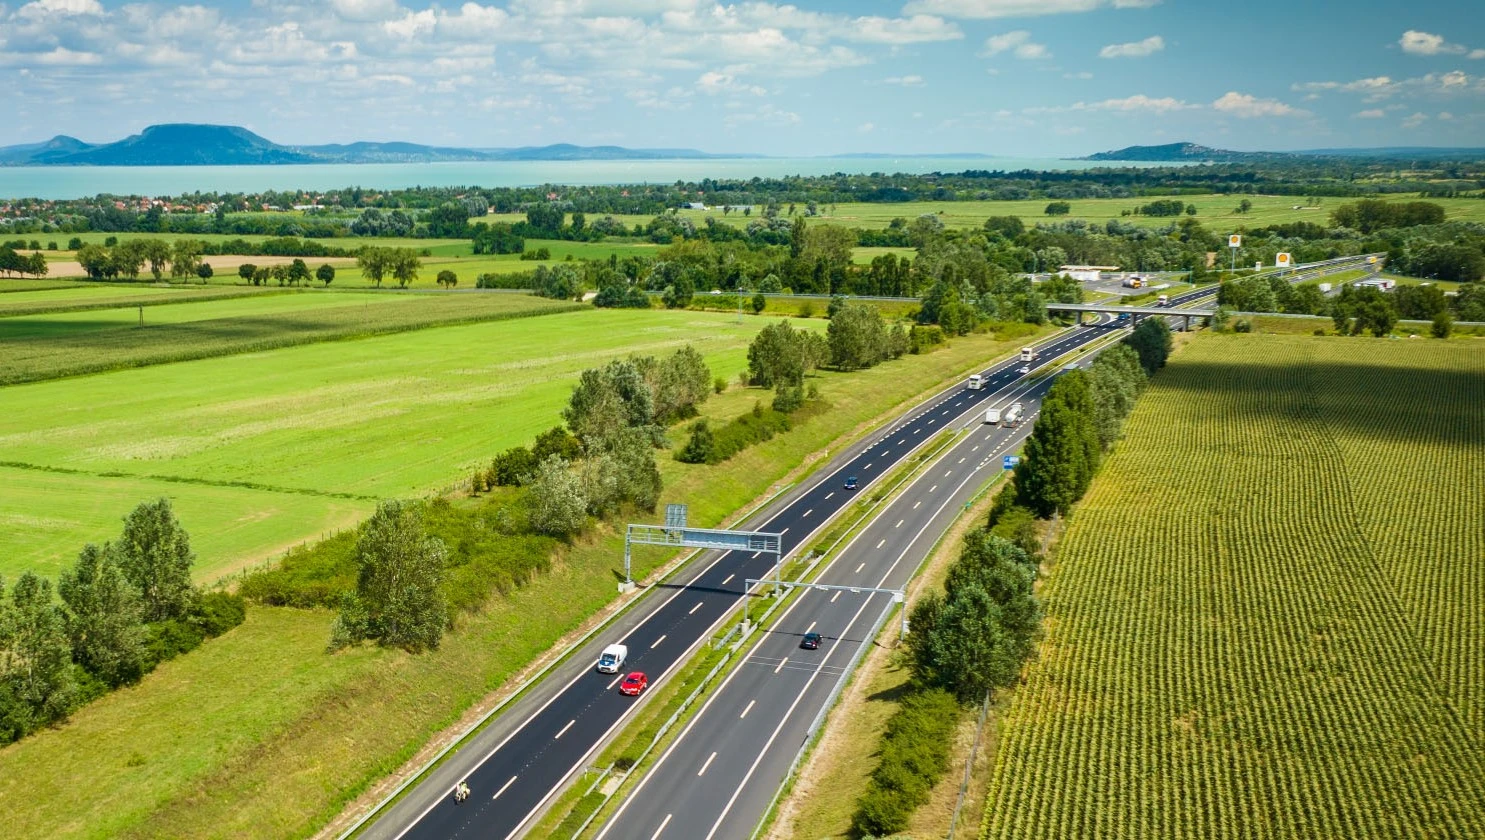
[
  {"x1": 0, "y1": 245, "x2": 48, "y2": 277},
  {"x1": 1015, "y1": 329, "x2": 1165, "y2": 518},
  {"x1": 1220, "y1": 274, "x2": 1485, "y2": 334},
  {"x1": 238, "y1": 259, "x2": 336, "y2": 287},
  {"x1": 0, "y1": 499, "x2": 244, "y2": 745},
  {"x1": 76, "y1": 239, "x2": 214, "y2": 281},
  {"x1": 355, "y1": 247, "x2": 422, "y2": 287}
]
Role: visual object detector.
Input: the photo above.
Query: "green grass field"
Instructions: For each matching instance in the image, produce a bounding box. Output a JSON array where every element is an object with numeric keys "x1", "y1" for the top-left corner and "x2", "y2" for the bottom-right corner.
[
  {"x1": 982, "y1": 334, "x2": 1485, "y2": 839},
  {"x1": 0, "y1": 290, "x2": 577, "y2": 384},
  {"x1": 0, "y1": 307, "x2": 820, "y2": 581}
]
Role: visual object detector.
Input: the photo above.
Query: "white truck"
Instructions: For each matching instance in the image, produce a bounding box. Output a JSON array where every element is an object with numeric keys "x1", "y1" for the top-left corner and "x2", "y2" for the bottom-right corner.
[
  {"x1": 596, "y1": 643, "x2": 627, "y2": 673},
  {"x1": 983, "y1": 407, "x2": 1002, "y2": 425},
  {"x1": 1004, "y1": 403, "x2": 1024, "y2": 427},
  {"x1": 1156, "y1": 294, "x2": 1170, "y2": 307},
  {"x1": 1019, "y1": 346, "x2": 1038, "y2": 363},
  {"x1": 967, "y1": 373, "x2": 985, "y2": 391}
]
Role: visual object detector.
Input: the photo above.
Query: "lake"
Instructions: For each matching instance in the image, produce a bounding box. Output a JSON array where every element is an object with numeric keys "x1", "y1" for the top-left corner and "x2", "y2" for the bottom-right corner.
[{"x1": 0, "y1": 157, "x2": 1177, "y2": 200}]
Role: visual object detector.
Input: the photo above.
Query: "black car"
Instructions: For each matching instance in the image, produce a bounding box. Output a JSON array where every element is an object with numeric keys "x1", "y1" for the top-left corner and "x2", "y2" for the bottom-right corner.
[
  {"x1": 801, "y1": 631, "x2": 822, "y2": 650},
  {"x1": 843, "y1": 476, "x2": 859, "y2": 490}
]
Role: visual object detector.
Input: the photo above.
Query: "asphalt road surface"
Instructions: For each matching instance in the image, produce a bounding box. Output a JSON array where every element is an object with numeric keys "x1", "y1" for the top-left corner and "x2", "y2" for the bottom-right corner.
[{"x1": 371, "y1": 320, "x2": 1119, "y2": 840}]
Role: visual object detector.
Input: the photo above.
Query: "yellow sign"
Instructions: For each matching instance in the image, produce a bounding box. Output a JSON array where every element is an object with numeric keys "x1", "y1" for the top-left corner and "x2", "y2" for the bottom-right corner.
[
  {"x1": 1276, "y1": 253, "x2": 1292, "y2": 267},
  {"x1": 1229, "y1": 235, "x2": 1242, "y2": 248}
]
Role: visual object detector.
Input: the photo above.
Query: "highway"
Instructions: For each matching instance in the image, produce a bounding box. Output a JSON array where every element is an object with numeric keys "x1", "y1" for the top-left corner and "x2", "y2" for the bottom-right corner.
[
  {"x1": 587, "y1": 265, "x2": 1377, "y2": 839},
  {"x1": 594, "y1": 360, "x2": 1071, "y2": 840},
  {"x1": 367, "y1": 319, "x2": 1122, "y2": 840}
]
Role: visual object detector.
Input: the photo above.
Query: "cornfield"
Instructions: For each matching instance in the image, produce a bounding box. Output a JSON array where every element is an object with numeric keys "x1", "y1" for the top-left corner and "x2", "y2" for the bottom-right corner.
[{"x1": 981, "y1": 334, "x2": 1485, "y2": 839}]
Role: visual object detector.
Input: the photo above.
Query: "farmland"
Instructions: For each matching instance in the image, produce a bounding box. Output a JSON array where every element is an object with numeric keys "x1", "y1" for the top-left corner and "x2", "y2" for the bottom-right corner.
[
  {"x1": 0, "y1": 289, "x2": 579, "y2": 383},
  {"x1": 981, "y1": 334, "x2": 1485, "y2": 839},
  {"x1": 0, "y1": 306, "x2": 822, "y2": 581}
]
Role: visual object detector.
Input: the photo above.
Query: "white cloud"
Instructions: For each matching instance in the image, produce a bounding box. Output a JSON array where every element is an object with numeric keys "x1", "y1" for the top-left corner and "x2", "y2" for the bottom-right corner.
[
  {"x1": 1094, "y1": 93, "x2": 1191, "y2": 112},
  {"x1": 1472, "y1": 49, "x2": 1485, "y2": 60},
  {"x1": 16, "y1": 0, "x2": 102, "y2": 20},
  {"x1": 981, "y1": 30, "x2": 1048, "y2": 59},
  {"x1": 1099, "y1": 35, "x2": 1163, "y2": 59},
  {"x1": 1399, "y1": 30, "x2": 1465, "y2": 56},
  {"x1": 696, "y1": 70, "x2": 765, "y2": 95},
  {"x1": 33, "y1": 45, "x2": 102, "y2": 64},
  {"x1": 1401, "y1": 111, "x2": 1428, "y2": 127},
  {"x1": 1064, "y1": 71, "x2": 1093, "y2": 79},
  {"x1": 858, "y1": 121, "x2": 875, "y2": 132},
  {"x1": 1438, "y1": 111, "x2": 1454, "y2": 120},
  {"x1": 1212, "y1": 91, "x2": 1307, "y2": 118},
  {"x1": 883, "y1": 74, "x2": 925, "y2": 85},
  {"x1": 846, "y1": 14, "x2": 961, "y2": 44},
  {"x1": 384, "y1": 9, "x2": 437, "y2": 39},
  {"x1": 328, "y1": 0, "x2": 400, "y2": 21},
  {"x1": 1353, "y1": 109, "x2": 1385, "y2": 118},
  {"x1": 903, "y1": 0, "x2": 1158, "y2": 18}
]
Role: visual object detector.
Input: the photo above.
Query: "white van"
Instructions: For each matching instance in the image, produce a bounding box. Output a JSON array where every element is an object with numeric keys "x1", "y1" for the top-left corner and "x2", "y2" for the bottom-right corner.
[{"x1": 596, "y1": 643, "x2": 627, "y2": 673}]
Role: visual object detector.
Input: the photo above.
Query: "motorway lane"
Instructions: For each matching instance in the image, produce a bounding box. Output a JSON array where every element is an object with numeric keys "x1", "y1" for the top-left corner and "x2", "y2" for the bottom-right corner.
[
  {"x1": 381, "y1": 322, "x2": 1119, "y2": 840},
  {"x1": 596, "y1": 369, "x2": 1068, "y2": 840}
]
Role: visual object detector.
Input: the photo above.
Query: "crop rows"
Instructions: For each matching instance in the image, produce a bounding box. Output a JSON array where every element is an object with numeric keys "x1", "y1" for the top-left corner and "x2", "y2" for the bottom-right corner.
[{"x1": 981, "y1": 335, "x2": 1485, "y2": 839}]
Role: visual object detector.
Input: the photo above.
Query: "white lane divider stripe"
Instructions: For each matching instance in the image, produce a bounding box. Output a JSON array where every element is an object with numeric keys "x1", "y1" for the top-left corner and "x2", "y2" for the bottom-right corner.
[
  {"x1": 722, "y1": 574, "x2": 734, "y2": 585},
  {"x1": 493, "y1": 775, "x2": 517, "y2": 800},
  {"x1": 698, "y1": 752, "x2": 717, "y2": 777},
  {"x1": 740, "y1": 700, "x2": 756, "y2": 719},
  {"x1": 689, "y1": 602, "x2": 703, "y2": 615},
  {"x1": 651, "y1": 635, "x2": 666, "y2": 649},
  {"x1": 855, "y1": 563, "x2": 865, "y2": 573},
  {"x1": 876, "y1": 539, "x2": 885, "y2": 549},
  {"x1": 774, "y1": 657, "x2": 789, "y2": 674},
  {"x1": 555, "y1": 719, "x2": 575, "y2": 739},
  {"x1": 650, "y1": 813, "x2": 672, "y2": 840}
]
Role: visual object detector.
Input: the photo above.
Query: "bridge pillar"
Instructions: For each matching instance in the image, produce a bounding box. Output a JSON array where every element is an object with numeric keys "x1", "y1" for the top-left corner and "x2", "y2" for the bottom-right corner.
[{"x1": 1183, "y1": 314, "x2": 1191, "y2": 332}]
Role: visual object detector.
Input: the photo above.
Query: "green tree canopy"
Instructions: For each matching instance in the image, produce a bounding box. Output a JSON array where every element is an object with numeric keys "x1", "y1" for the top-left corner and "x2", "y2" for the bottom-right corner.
[{"x1": 331, "y1": 500, "x2": 448, "y2": 652}]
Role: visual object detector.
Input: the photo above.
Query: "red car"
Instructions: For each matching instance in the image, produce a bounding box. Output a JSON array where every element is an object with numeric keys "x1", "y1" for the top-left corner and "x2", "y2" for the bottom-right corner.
[{"x1": 619, "y1": 672, "x2": 648, "y2": 696}]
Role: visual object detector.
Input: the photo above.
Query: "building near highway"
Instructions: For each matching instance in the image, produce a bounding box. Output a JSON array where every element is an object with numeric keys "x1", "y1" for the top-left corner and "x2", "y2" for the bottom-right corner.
[{"x1": 1058, "y1": 264, "x2": 1121, "y2": 283}]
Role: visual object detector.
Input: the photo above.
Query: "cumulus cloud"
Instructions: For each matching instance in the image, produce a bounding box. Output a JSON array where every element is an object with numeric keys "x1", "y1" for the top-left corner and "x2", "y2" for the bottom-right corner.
[
  {"x1": 696, "y1": 70, "x2": 766, "y2": 95},
  {"x1": 904, "y1": 0, "x2": 1158, "y2": 18},
  {"x1": 1094, "y1": 93, "x2": 1191, "y2": 112},
  {"x1": 1099, "y1": 35, "x2": 1163, "y2": 58},
  {"x1": 1401, "y1": 111, "x2": 1428, "y2": 127},
  {"x1": 17, "y1": 0, "x2": 103, "y2": 20},
  {"x1": 329, "y1": 0, "x2": 400, "y2": 22},
  {"x1": 883, "y1": 74, "x2": 925, "y2": 85},
  {"x1": 1472, "y1": 49, "x2": 1485, "y2": 60},
  {"x1": 1211, "y1": 91, "x2": 1307, "y2": 118},
  {"x1": 847, "y1": 14, "x2": 961, "y2": 44},
  {"x1": 858, "y1": 121, "x2": 875, "y2": 132},
  {"x1": 1399, "y1": 30, "x2": 1465, "y2": 56},
  {"x1": 981, "y1": 30, "x2": 1048, "y2": 59},
  {"x1": 1353, "y1": 109, "x2": 1385, "y2": 118}
]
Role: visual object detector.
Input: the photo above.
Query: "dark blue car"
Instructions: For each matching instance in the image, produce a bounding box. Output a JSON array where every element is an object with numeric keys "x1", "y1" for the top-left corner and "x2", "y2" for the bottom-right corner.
[{"x1": 843, "y1": 476, "x2": 859, "y2": 490}]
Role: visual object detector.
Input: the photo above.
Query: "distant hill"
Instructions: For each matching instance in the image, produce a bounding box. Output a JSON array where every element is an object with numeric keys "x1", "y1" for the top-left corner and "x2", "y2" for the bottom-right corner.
[
  {"x1": 1083, "y1": 141, "x2": 1485, "y2": 163},
  {"x1": 1081, "y1": 143, "x2": 1289, "y2": 163},
  {"x1": 0, "y1": 124, "x2": 744, "y2": 166}
]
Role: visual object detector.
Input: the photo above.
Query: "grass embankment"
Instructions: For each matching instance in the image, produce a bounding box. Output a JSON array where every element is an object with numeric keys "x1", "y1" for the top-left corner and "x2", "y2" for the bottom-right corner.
[
  {"x1": 0, "y1": 323, "x2": 1044, "y2": 840},
  {"x1": 0, "y1": 308, "x2": 820, "y2": 581},
  {"x1": 0, "y1": 290, "x2": 580, "y2": 385},
  {"x1": 981, "y1": 334, "x2": 1485, "y2": 839}
]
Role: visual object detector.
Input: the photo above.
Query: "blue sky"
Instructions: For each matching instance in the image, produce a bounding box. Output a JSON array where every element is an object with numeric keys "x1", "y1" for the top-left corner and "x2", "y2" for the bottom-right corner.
[{"x1": 2, "y1": 0, "x2": 1483, "y2": 155}]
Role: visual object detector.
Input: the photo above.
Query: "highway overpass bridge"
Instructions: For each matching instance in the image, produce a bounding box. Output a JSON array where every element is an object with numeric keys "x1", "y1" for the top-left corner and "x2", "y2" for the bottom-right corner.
[{"x1": 1049, "y1": 302, "x2": 1215, "y2": 329}]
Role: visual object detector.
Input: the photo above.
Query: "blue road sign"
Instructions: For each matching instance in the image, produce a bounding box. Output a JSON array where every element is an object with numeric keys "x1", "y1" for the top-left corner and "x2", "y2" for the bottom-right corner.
[{"x1": 1003, "y1": 455, "x2": 1020, "y2": 470}]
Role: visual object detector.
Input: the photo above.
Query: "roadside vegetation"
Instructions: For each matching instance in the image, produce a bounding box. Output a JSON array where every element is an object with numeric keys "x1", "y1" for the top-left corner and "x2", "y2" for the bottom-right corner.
[{"x1": 981, "y1": 334, "x2": 1485, "y2": 839}]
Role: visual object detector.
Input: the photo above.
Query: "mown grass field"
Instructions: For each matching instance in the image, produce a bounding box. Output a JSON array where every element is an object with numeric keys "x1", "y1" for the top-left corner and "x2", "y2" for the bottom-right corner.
[
  {"x1": 0, "y1": 283, "x2": 274, "y2": 316},
  {"x1": 981, "y1": 334, "x2": 1485, "y2": 839},
  {"x1": 0, "y1": 289, "x2": 578, "y2": 384},
  {"x1": 0, "y1": 317, "x2": 1045, "y2": 840},
  {"x1": 0, "y1": 306, "x2": 820, "y2": 581}
]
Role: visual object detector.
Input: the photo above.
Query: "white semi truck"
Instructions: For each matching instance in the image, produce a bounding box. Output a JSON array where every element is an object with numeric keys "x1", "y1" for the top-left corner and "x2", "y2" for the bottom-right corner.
[{"x1": 967, "y1": 373, "x2": 985, "y2": 390}]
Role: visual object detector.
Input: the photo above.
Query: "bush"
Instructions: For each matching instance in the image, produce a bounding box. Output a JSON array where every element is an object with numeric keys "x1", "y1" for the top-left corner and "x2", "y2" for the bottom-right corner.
[
  {"x1": 853, "y1": 687, "x2": 961, "y2": 836},
  {"x1": 908, "y1": 324, "x2": 945, "y2": 354},
  {"x1": 141, "y1": 619, "x2": 207, "y2": 669},
  {"x1": 772, "y1": 384, "x2": 804, "y2": 414},
  {"x1": 191, "y1": 591, "x2": 247, "y2": 637}
]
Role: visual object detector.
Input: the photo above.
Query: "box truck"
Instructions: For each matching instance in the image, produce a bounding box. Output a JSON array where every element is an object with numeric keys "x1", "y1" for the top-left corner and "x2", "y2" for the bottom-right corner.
[
  {"x1": 983, "y1": 407, "x2": 1002, "y2": 425},
  {"x1": 967, "y1": 373, "x2": 985, "y2": 390}
]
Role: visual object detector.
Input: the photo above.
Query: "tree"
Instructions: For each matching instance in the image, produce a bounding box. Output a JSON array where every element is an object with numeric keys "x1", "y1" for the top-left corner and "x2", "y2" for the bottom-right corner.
[
  {"x1": 1124, "y1": 317, "x2": 1172, "y2": 375},
  {"x1": 564, "y1": 358, "x2": 656, "y2": 448},
  {"x1": 317, "y1": 263, "x2": 335, "y2": 287},
  {"x1": 139, "y1": 239, "x2": 171, "y2": 280},
  {"x1": 58, "y1": 544, "x2": 145, "y2": 688},
  {"x1": 647, "y1": 346, "x2": 712, "y2": 423},
  {"x1": 1432, "y1": 310, "x2": 1454, "y2": 339},
  {"x1": 358, "y1": 247, "x2": 389, "y2": 287},
  {"x1": 1237, "y1": 199, "x2": 1253, "y2": 214},
  {"x1": 0, "y1": 572, "x2": 78, "y2": 739},
  {"x1": 238, "y1": 263, "x2": 257, "y2": 284},
  {"x1": 1012, "y1": 378, "x2": 1099, "y2": 518},
  {"x1": 676, "y1": 419, "x2": 715, "y2": 464},
  {"x1": 528, "y1": 456, "x2": 588, "y2": 538},
  {"x1": 330, "y1": 500, "x2": 448, "y2": 652},
  {"x1": 287, "y1": 258, "x2": 311, "y2": 287},
  {"x1": 1044, "y1": 201, "x2": 1071, "y2": 216},
  {"x1": 170, "y1": 239, "x2": 203, "y2": 280},
  {"x1": 196, "y1": 263, "x2": 213, "y2": 282},
  {"x1": 390, "y1": 248, "x2": 421, "y2": 287},
  {"x1": 748, "y1": 321, "x2": 818, "y2": 388},
  {"x1": 114, "y1": 498, "x2": 196, "y2": 623},
  {"x1": 827, "y1": 302, "x2": 889, "y2": 371},
  {"x1": 436, "y1": 269, "x2": 458, "y2": 289},
  {"x1": 751, "y1": 291, "x2": 767, "y2": 314},
  {"x1": 1087, "y1": 345, "x2": 1145, "y2": 450},
  {"x1": 661, "y1": 270, "x2": 695, "y2": 309}
]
